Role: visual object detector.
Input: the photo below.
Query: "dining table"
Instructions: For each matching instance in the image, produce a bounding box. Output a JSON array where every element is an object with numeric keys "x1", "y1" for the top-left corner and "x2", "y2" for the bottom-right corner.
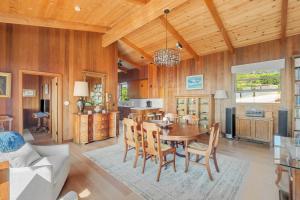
[{"x1": 145, "y1": 120, "x2": 208, "y2": 157}]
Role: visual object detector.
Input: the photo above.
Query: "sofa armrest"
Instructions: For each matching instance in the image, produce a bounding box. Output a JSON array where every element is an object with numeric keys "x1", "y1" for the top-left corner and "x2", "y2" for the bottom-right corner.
[
  {"x1": 10, "y1": 165, "x2": 54, "y2": 200},
  {"x1": 33, "y1": 144, "x2": 69, "y2": 157}
]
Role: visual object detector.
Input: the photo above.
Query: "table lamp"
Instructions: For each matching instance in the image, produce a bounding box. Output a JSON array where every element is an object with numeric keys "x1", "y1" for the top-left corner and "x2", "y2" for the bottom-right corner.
[
  {"x1": 73, "y1": 81, "x2": 89, "y2": 113},
  {"x1": 214, "y1": 90, "x2": 228, "y2": 131}
]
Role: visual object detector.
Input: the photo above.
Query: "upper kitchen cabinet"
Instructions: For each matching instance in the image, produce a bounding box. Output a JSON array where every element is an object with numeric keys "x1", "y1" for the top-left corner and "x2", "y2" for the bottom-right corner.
[
  {"x1": 127, "y1": 79, "x2": 149, "y2": 99},
  {"x1": 148, "y1": 63, "x2": 159, "y2": 98}
]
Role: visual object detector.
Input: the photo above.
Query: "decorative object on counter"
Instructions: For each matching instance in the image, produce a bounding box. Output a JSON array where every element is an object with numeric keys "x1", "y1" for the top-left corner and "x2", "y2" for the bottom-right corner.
[
  {"x1": 0, "y1": 72, "x2": 11, "y2": 98},
  {"x1": 186, "y1": 75, "x2": 204, "y2": 90},
  {"x1": 245, "y1": 108, "x2": 265, "y2": 117},
  {"x1": 87, "y1": 110, "x2": 93, "y2": 115},
  {"x1": 94, "y1": 105, "x2": 101, "y2": 113},
  {"x1": 73, "y1": 81, "x2": 89, "y2": 114}
]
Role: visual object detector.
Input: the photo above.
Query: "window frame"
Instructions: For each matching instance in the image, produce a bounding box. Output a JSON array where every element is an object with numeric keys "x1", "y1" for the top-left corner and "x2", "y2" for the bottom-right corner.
[{"x1": 233, "y1": 70, "x2": 282, "y2": 104}]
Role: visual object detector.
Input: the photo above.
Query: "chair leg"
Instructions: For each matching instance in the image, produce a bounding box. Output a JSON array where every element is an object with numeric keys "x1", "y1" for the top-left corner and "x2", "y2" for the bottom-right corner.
[
  {"x1": 205, "y1": 160, "x2": 213, "y2": 181},
  {"x1": 195, "y1": 155, "x2": 200, "y2": 162},
  {"x1": 213, "y1": 151, "x2": 220, "y2": 172},
  {"x1": 185, "y1": 151, "x2": 190, "y2": 173},
  {"x1": 142, "y1": 153, "x2": 147, "y2": 174},
  {"x1": 123, "y1": 144, "x2": 128, "y2": 162},
  {"x1": 133, "y1": 149, "x2": 139, "y2": 168},
  {"x1": 173, "y1": 152, "x2": 176, "y2": 172},
  {"x1": 156, "y1": 161, "x2": 163, "y2": 182}
]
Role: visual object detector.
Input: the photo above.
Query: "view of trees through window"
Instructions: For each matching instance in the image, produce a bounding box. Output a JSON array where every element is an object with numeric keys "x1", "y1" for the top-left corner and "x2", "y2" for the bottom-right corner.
[
  {"x1": 235, "y1": 70, "x2": 281, "y2": 103},
  {"x1": 119, "y1": 82, "x2": 128, "y2": 101}
]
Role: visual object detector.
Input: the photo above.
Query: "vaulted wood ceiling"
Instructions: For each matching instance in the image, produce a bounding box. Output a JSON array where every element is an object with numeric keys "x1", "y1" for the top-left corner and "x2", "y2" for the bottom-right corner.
[{"x1": 0, "y1": 0, "x2": 299, "y2": 69}]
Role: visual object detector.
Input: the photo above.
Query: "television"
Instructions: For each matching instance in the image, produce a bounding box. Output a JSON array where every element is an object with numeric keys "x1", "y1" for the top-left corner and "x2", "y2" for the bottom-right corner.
[{"x1": 40, "y1": 99, "x2": 50, "y2": 113}]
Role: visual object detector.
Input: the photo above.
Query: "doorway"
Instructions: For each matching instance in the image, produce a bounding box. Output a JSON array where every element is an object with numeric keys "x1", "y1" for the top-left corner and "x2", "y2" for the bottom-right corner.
[{"x1": 18, "y1": 70, "x2": 63, "y2": 143}]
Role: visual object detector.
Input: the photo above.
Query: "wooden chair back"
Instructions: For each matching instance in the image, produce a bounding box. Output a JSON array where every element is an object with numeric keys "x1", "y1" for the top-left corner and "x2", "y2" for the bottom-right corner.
[
  {"x1": 123, "y1": 118, "x2": 139, "y2": 147},
  {"x1": 206, "y1": 126, "x2": 216, "y2": 157},
  {"x1": 182, "y1": 115, "x2": 199, "y2": 125},
  {"x1": 141, "y1": 122, "x2": 161, "y2": 156},
  {"x1": 212, "y1": 123, "x2": 220, "y2": 149}
]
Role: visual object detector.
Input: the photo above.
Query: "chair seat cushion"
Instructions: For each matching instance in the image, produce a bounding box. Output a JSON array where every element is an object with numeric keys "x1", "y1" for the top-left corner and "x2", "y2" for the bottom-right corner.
[
  {"x1": 188, "y1": 142, "x2": 208, "y2": 151},
  {"x1": 33, "y1": 155, "x2": 68, "y2": 184}
]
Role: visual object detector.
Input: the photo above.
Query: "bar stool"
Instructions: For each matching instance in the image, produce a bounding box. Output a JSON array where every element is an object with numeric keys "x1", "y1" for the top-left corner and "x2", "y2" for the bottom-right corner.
[{"x1": 145, "y1": 112, "x2": 156, "y2": 120}]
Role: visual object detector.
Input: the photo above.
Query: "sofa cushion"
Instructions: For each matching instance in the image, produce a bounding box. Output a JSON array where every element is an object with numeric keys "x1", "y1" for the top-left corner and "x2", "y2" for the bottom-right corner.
[
  {"x1": 33, "y1": 155, "x2": 68, "y2": 184},
  {"x1": 0, "y1": 131, "x2": 25, "y2": 153},
  {"x1": 0, "y1": 143, "x2": 41, "y2": 167}
]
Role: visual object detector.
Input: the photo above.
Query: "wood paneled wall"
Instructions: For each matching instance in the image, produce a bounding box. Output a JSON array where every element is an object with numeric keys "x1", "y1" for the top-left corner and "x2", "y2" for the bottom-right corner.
[
  {"x1": 22, "y1": 74, "x2": 40, "y2": 128},
  {"x1": 0, "y1": 23, "x2": 118, "y2": 140},
  {"x1": 157, "y1": 35, "x2": 300, "y2": 133}
]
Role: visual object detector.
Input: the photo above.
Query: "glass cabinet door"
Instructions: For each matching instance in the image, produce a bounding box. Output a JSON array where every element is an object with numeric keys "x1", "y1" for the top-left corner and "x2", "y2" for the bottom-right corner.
[
  {"x1": 176, "y1": 98, "x2": 186, "y2": 116},
  {"x1": 198, "y1": 98, "x2": 209, "y2": 130},
  {"x1": 187, "y1": 98, "x2": 197, "y2": 115}
]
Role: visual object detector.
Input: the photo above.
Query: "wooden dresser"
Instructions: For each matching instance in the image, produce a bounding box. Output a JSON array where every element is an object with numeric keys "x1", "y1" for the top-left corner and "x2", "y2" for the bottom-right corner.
[
  {"x1": 236, "y1": 115, "x2": 273, "y2": 144},
  {"x1": 74, "y1": 112, "x2": 119, "y2": 144}
]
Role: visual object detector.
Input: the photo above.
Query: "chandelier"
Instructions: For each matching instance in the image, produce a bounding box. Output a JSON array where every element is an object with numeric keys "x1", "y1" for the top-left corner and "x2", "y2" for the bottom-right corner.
[{"x1": 154, "y1": 9, "x2": 180, "y2": 66}]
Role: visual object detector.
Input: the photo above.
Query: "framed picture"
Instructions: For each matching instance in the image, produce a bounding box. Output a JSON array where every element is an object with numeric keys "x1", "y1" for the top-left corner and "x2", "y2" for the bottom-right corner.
[
  {"x1": 23, "y1": 89, "x2": 36, "y2": 97},
  {"x1": 0, "y1": 72, "x2": 12, "y2": 98},
  {"x1": 186, "y1": 75, "x2": 204, "y2": 90}
]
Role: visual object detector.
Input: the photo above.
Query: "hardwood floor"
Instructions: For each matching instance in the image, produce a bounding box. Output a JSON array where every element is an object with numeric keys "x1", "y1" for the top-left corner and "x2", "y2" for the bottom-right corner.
[{"x1": 32, "y1": 131, "x2": 278, "y2": 200}]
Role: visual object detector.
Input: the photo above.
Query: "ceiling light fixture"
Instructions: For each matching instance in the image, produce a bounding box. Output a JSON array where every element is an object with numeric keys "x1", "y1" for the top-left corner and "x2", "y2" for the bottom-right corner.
[
  {"x1": 153, "y1": 9, "x2": 180, "y2": 67},
  {"x1": 74, "y1": 5, "x2": 81, "y2": 12}
]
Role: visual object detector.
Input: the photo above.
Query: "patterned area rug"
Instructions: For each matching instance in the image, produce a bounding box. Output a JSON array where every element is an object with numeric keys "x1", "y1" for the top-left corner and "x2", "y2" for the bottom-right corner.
[{"x1": 84, "y1": 144, "x2": 249, "y2": 200}]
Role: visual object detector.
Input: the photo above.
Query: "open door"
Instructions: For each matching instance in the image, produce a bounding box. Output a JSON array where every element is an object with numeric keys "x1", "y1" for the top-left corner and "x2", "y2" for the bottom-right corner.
[{"x1": 51, "y1": 77, "x2": 58, "y2": 142}]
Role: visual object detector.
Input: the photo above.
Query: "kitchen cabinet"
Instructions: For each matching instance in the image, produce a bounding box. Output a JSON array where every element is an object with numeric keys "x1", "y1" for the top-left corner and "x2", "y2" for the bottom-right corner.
[
  {"x1": 148, "y1": 63, "x2": 159, "y2": 98},
  {"x1": 127, "y1": 79, "x2": 148, "y2": 99}
]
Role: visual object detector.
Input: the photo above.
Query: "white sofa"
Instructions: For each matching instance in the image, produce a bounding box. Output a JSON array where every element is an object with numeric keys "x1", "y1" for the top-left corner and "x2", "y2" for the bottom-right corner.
[{"x1": 10, "y1": 144, "x2": 70, "y2": 200}]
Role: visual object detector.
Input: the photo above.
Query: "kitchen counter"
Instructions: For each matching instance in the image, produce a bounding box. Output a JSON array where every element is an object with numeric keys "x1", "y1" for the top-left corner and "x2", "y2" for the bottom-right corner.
[{"x1": 131, "y1": 107, "x2": 161, "y2": 110}]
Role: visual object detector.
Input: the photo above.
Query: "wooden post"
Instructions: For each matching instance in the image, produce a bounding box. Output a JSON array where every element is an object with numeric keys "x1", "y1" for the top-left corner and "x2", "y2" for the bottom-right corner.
[{"x1": 0, "y1": 161, "x2": 9, "y2": 200}]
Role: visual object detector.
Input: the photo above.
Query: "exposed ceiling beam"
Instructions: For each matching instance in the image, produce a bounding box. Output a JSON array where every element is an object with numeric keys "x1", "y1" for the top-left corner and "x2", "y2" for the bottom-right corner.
[
  {"x1": 0, "y1": 12, "x2": 109, "y2": 33},
  {"x1": 203, "y1": 0, "x2": 234, "y2": 53},
  {"x1": 119, "y1": 54, "x2": 143, "y2": 70},
  {"x1": 102, "y1": 0, "x2": 189, "y2": 47},
  {"x1": 281, "y1": 0, "x2": 288, "y2": 41},
  {"x1": 159, "y1": 16, "x2": 199, "y2": 59},
  {"x1": 120, "y1": 37, "x2": 153, "y2": 61},
  {"x1": 125, "y1": 0, "x2": 151, "y2": 5}
]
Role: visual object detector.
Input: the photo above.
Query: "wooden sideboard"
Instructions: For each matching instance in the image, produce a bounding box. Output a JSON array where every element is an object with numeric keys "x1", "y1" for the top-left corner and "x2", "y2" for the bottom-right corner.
[
  {"x1": 74, "y1": 112, "x2": 119, "y2": 144},
  {"x1": 236, "y1": 115, "x2": 273, "y2": 144}
]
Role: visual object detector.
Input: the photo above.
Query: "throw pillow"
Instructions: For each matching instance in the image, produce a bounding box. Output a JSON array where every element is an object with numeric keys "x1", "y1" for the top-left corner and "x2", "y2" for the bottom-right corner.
[
  {"x1": 0, "y1": 143, "x2": 41, "y2": 168},
  {"x1": 0, "y1": 131, "x2": 25, "y2": 153}
]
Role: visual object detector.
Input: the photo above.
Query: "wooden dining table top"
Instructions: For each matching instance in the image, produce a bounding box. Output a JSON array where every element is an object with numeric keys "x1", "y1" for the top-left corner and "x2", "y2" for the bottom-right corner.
[{"x1": 142, "y1": 120, "x2": 207, "y2": 142}]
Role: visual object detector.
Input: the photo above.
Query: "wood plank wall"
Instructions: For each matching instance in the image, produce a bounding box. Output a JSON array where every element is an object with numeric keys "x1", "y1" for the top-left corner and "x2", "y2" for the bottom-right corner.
[
  {"x1": 0, "y1": 23, "x2": 118, "y2": 140},
  {"x1": 157, "y1": 35, "x2": 300, "y2": 133}
]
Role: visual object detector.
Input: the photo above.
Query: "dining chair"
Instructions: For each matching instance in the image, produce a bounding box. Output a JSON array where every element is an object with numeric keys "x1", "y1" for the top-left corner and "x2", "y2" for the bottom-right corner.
[
  {"x1": 182, "y1": 115, "x2": 199, "y2": 125},
  {"x1": 141, "y1": 122, "x2": 176, "y2": 182},
  {"x1": 164, "y1": 113, "x2": 178, "y2": 123},
  {"x1": 123, "y1": 118, "x2": 142, "y2": 168},
  {"x1": 184, "y1": 123, "x2": 220, "y2": 181}
]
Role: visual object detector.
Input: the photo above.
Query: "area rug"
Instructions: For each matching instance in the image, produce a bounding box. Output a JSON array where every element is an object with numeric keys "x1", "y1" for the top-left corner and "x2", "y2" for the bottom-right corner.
[{"x1": 84, "y1": 144, "x2": 249, "y2": 200}]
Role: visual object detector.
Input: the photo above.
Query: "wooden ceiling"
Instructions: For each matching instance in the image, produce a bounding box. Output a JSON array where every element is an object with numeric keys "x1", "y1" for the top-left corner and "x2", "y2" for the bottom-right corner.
[{"x1": 0, "y1": 0, "x2": 300, "y2": 69}]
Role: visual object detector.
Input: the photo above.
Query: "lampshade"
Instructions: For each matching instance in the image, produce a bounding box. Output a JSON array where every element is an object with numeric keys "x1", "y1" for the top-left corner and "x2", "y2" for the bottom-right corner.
[
  {"x1": 214, "y1": 90, "x2": 228, "y2": 99},
  {"x1": 73, "y1": 81, "x2": 89, "y2": 97}
]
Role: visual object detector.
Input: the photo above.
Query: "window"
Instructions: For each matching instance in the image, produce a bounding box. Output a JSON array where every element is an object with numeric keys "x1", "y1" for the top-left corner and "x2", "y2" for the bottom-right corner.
[
  {"x1": 119, "y1": 82, "x2": 128, "y2": 101},
  {"x1": 235, "y1": 70, "x2": 281, "y2": 103}
]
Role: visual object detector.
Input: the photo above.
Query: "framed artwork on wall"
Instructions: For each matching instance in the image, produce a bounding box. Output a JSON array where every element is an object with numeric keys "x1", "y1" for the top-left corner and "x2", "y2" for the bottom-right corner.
[
  {"x1": 23, "y1": 89, "x2": 36, "y2": 97},
  {"x1": 186, "y1": 75, "x2": 204, "y2": 90},
  {"x1": 0, "y1": 72, "x2": 12, "y2": 98}
]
